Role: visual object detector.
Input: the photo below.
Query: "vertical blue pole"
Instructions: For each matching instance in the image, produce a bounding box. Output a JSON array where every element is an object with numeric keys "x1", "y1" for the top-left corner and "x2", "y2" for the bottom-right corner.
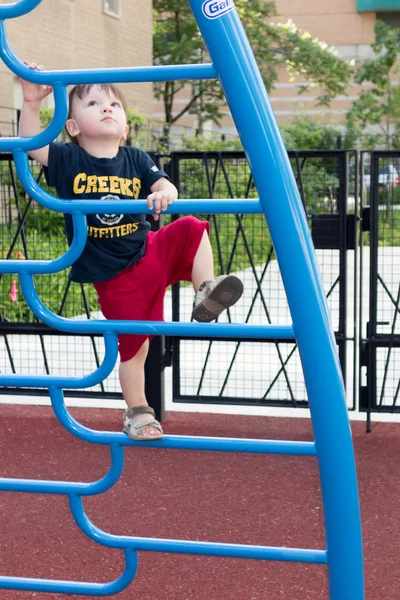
[{"x1": 187, "y1": 2, "x2": 364, "y2": 598}]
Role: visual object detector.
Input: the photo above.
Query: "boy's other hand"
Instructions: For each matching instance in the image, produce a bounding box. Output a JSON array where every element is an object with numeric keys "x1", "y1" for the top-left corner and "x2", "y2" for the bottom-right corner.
[
  {"x1": 147, "y1": 191, "x2": 174, "y2": 221},
  {"x1": 18, "y1": 61, "x2": 52, "y2": 104}
]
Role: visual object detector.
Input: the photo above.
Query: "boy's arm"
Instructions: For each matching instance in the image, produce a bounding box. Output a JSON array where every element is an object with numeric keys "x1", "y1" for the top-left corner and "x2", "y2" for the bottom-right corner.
[
  {"x1": 147, "y1": 177, "x2": 178, "y2": 222},
  {"x1": 18, "y1": 62, "x2": 53, "y2": 166}
]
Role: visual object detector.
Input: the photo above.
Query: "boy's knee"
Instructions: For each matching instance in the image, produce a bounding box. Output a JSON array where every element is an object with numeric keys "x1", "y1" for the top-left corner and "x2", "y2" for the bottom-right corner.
[
  {"x1": 119, "y1": 337, "x2": 149, "y2": 364},
  {"x1": 180, "y1": 215, "x2": 209, "y2": 235},
  {"x1": 180, "y1": 215, "x2": 200, "y2": 226}
]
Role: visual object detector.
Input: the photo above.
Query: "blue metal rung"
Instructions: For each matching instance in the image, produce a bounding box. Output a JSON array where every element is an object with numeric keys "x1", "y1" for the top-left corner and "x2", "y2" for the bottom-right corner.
[
  {"x1": 0, "y1": 549, "x2": 138, "y2": 595},
  {"x1": 70, "y1": 494, "x2": 327, "y2": 564},
  {"x1": 14, "y1": 150, "x2": 261, "y2": 215}
]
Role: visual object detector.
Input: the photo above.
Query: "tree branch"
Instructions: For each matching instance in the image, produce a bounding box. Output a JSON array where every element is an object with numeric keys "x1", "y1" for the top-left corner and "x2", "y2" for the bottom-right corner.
[{"x1": 168, "y1": 81, "x2": 218, "y2": 124}]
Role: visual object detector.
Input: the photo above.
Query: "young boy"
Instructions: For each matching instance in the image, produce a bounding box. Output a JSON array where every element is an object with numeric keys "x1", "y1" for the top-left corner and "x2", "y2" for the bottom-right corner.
[{"x1": 18, "y1": 62, "x2": 244, "y2": 441}]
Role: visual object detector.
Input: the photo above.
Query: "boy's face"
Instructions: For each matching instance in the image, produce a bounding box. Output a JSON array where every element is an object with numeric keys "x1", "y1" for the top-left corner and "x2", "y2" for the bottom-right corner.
[{"x1": 66, "y1": 86, "x2": 128, "y2": 143}]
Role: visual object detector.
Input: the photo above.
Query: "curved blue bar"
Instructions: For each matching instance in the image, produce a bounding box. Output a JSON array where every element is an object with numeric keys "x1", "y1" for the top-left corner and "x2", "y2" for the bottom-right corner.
[
  {"x1": 0, "y1": 331, "x2": 118, "y2": 389},
  {"x1": 0, "y1": 212, "x2": 87, "y2": 274},
  {"x1": 0, "y1": 0, "x2": 41, "y2": 19},
  {"x1": 19, "y1": 272, "x2": 295, "y2": 339},
  {"x1": 0, "y1": 27, "x2": 217, "y2": 84},
  {"x1": 70, "y1": 495, "x2": 326, "y2": 564},
  {"x1": 15, "y1": 151, "x2": 261, "y2": 214},
  {"x1": 0, "y1": 80, "x2": 68, "y2": 151},
  {"x1": 188, "y1": 3, "x2": 364, "y2": 599},
  {"x1": 0, "y1": 548, "x2": 137, "y2": 595},
  {"x1": 0, "y1": 444, "x2": 124, "y2": 495},
  {"x1": 50, "y1": 388, "x2": 316, "y2": 455}
]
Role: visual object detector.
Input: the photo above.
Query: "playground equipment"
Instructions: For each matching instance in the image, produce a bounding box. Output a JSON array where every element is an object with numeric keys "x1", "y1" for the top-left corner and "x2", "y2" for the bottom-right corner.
[{"x1": 0, "y1": 0, "x2": 364, "y2": 597}]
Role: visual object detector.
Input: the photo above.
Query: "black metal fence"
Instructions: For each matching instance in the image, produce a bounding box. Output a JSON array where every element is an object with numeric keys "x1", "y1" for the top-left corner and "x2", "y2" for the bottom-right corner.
[{"x1": 0, "y1": 149, "x2": 398, "y2": 419}]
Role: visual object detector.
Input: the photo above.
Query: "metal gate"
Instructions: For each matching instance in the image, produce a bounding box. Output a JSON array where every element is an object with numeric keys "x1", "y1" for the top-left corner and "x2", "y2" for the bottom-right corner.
[
  {"x1": 359, "y1": 151, "x2": 400, "y2": 428},
  {"x1": 167, "y1": 150, "x2": 358, "y2": 409}
]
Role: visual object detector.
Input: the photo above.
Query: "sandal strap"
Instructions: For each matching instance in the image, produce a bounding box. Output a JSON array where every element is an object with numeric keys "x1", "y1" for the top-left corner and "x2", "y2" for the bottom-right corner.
[
  {"x1": 133, "y1": 419, "x2": 162, "y2": 435},
  {"x1": 125, "y1": 406, "x2": 155, "y2": 419}
]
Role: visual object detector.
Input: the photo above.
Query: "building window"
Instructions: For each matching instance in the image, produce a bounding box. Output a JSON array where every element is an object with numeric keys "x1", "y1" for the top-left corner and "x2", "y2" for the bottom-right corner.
[
  {"x1": 104, "y1": 0, "x2": 120, "y2": 17},
  {"x1": 376, "y1": 11, "x2": 400, "y2": 28},
  {"x1": 376, "y1": 12, "x2": 400, "y2": 40}
]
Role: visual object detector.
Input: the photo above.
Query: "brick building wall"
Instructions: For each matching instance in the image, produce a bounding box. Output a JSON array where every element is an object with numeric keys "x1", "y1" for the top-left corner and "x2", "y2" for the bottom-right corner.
[{"x1": 0, "y1": 0, "x2": 153, "y2": 136}]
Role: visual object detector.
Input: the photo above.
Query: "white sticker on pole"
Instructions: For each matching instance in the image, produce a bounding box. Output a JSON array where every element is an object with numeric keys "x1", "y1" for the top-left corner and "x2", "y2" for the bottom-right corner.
[{"x1": 202, "y1": 0, "x2": 235, "y2": 20}]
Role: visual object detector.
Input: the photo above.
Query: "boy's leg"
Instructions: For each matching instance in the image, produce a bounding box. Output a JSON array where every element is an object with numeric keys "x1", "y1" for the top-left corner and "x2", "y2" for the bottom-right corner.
[
  {"x1": 94, "y1": 262, "x2": 164, "y2": 441},
  {"x1": 153, "y1": 216, "x2": 244, "y2": 321},
  {"x1": 119, "y1": 339, "x2": 161, "y2": 439},
  {"x1": 191, "y1": 230, "x2": 214, "y2": 291},
  {"x1": 191, "y1": 230, "x2": 244, "y2": 322}
]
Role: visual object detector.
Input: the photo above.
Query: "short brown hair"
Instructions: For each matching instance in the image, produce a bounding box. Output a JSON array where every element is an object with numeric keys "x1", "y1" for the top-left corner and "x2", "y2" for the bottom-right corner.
[{"x1": 67, "y1": 83, "x2": 128, "y2": 144}]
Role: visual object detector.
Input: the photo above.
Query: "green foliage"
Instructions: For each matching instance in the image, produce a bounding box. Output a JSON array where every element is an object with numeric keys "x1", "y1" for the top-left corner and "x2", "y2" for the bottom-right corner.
[
  {"x1": 40, "y1": 107, "x2": 54, "y2": 129},
  {"x1": 288, "y1": 156, "x2": 340, "y2": 212},
  {"x1": 153, "y1": 0, "x2": 352, "y2": 134},
  {"x1": 265, "y1": 21, "x2": 352, "y2": 106},
  {"x1": 0, "y1": 226, "x2": 98, "y2": 322},
  {"x1": 363, "y1": 210, "x2": 400, "y2": 247},
  {"x1": 207, "y1": 214, "x2": 272, "y2": 273},
  {"x1": 127, "y1": 108, "x2": 147, "y2": 129},
  {"x1": 180, "y1": 133, "x2": 242, "y2": 151},
  {"x1": 378, "y1": 210, "x2": 400, "y2": 246},
  {"x1": 126, "y1": 108, "x2": 154, "y2": 149},
  {"x1": 39, "y1": 107, "x2": 70, "y2": 141},
  {"x1": 281, "y1": 118, "x2": 343, "y2": 150},
  {"x1": 7, "y1": 163, "x2": 66, "y2": 236},
  {"x1": 177, "y1": 155, "x2": 257, "y2": 200},
  {"x1": 346, "y1": 20, "x2": 400, "y2": 149}
]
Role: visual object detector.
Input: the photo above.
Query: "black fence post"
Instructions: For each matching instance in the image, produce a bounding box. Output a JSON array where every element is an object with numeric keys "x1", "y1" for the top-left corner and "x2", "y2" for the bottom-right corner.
[
  {"x1": 144, "y1": 152, "x2": 169, "y2": 422},
  {"x1": 143, "y1": 209, "x2": 165, "y2": 422},
  {"x1": 144, "y1": 333, "x2": 165, "y2": 423}
]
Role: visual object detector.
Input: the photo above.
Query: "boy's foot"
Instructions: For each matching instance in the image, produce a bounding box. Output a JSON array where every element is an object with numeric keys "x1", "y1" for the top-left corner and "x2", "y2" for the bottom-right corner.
[
  {"x1": 123, "y1": 406, "x2": 164, "y2": 441},
  {"x1": 192, "y1": 275, "x2": 244, "y2": 323}
]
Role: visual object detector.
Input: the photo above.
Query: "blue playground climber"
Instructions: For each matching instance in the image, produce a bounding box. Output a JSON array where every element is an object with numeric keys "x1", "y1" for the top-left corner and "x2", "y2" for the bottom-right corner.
[
  {"x1": 0, "y1": 0, "x2": 364, "y2": 598},
  {"x1": 18, "y1": 67, "x2": 245, "y2": 442}
]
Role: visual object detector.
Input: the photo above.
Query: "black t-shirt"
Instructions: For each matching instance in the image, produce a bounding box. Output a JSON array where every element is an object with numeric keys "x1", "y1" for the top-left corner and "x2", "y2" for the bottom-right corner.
[{"x1": 44, "y1": 142, "x2": 168, "y2": 283}]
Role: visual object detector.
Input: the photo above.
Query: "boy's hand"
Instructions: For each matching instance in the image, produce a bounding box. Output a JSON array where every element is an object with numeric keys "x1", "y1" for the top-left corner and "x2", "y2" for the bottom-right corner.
[
  {"x1": 18, "y1": 61, "x2": 52, "y2": 104},
  {"x1": 146, "y1": 190, "x2": 174, "y2": 221}
]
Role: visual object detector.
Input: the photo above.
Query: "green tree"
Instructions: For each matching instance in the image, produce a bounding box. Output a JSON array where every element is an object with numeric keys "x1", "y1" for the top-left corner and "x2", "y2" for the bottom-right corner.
[
  {"x1": 180, "y1": 133, "x2": 242, "y2": 151},
  {"x1": 125, "y1": 108, "x2": 148, "y2": 147},
  {"x1": 281, "y1": 118, "x2": 341, "y2": 150},
  {"x1": 280, "y1": 117, "x2": 360, "y2": 151},
  {"x1": 153, "y1": 0, "x2": 353, "y2": 138},
  {"x1": 346, "y1": 20, "x2": 400, "y2": 149}
]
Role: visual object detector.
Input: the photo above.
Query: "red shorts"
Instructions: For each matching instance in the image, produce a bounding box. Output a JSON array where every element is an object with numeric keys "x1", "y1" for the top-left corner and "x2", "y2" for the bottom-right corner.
[{"x1": 94, "y1": 216, "x2": 210, "y2": 362}]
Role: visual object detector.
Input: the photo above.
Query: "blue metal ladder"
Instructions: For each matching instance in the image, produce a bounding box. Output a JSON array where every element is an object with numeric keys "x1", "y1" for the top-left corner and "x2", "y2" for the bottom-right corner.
[{"x1": 0, "y1": 0, "x2": 364, "y2": 597}]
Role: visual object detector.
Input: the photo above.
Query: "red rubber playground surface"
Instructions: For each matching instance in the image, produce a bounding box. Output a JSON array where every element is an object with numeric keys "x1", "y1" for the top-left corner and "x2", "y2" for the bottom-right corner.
[{"x1": 1, "y1": 405, "x2": 400, "y2": 600}]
